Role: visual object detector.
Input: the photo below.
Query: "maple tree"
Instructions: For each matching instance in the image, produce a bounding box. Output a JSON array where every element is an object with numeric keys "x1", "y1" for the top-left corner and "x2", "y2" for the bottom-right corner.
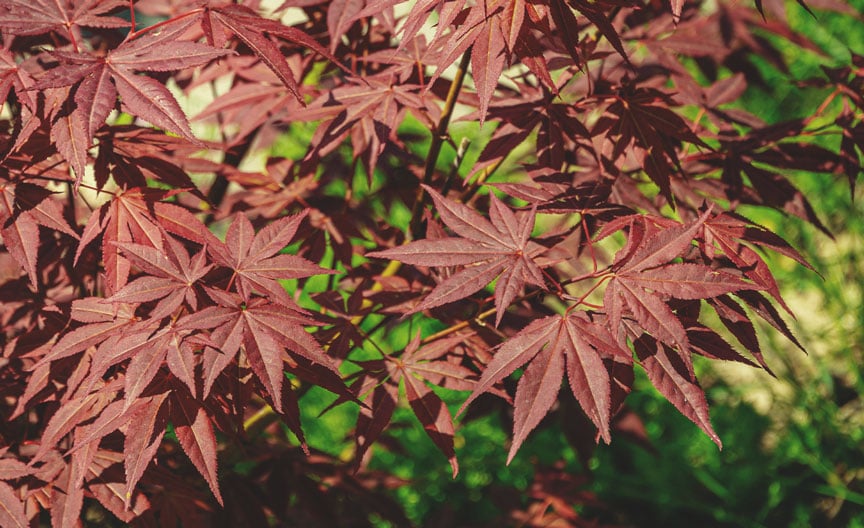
[{"x1": 0, "y1": 0, "x2": 861, "y2": 525}]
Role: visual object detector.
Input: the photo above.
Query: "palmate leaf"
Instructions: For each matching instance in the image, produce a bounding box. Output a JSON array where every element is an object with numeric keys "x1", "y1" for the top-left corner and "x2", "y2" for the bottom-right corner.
[
  {"x1": 179, "y1": 294, "x2": 341, "y2": 413},
  {"x1": 634, "y1": 334, "x2": 721, "y2": 447},
  {"x1": 208, "y1": 211, "x2": 333, "y2": 305},
  {"x1": 204, "y1": 4, "x2": 347, "y2": 102},
  {"x1": 0, "y1": 0, "x2": 844, "y2": 519},
  {"x1": 110, "y1": 236, "x2": 212, "y2": 319},
  {"x1": 472, "y1": 85, "x2": 593, "y2": 177},
  {"x1": 290, "y1": 76, "x2": 430, "y2": 178},
  {"x1": 368, "y1": 186, "x2": 546, "y2": 325},
  {"x1": 0, "y1": 0, "x2": 127, "y2": 37},
  {"x1": 702, "y1": 210, "x2": 814, "y2": 312},
  {"x1": 459, "y1": 312, "x2": 631, "y2": 461},
  {"x1": 75, "y1": 188, "x2": 218, "y2": 294},
  {"x1": 171, "y1": 390, "x2": 223, "y2": 505},
  {"x1": 32, "y1": 27, "x2": 227, "y2": 183},
  {"x1": 600, "y1": 86, "x2": 708, "y2": 201},
  {"x1": 605, "y1": 209, "x2": 760, "y2": 371},
  {"x1": 346, "y1": 333, "x2": 472, "y2": 474}
]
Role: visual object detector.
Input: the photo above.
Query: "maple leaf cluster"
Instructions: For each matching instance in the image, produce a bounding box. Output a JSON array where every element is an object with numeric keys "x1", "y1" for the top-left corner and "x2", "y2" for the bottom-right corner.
[{"x1": 0, "y1": 0, "x2": 861, "y2": 525}]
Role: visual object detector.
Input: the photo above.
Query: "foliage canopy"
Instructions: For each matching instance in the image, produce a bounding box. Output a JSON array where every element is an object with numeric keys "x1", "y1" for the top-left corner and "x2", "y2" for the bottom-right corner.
[{"x1": 0, "y1": 0, "x2": 861, "y2": 525}]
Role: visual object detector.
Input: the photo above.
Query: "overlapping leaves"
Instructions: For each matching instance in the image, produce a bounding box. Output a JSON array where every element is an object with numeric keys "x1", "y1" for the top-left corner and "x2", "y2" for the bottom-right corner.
[{"x1": 0, "y1": 0, "x2": 854, "y2": 525}]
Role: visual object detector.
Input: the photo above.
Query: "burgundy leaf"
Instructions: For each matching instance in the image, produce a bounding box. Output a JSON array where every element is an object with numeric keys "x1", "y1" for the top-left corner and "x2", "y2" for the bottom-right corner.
[
  {"x1": 368, "y1": 187, "x2": 545, "y2": 323},
  {"x1": 403, "y1": 374, "x2": 459, "y2": 476},
  {"x1": 0, "y1": 481, "x2": 27, "y2": 528},
  {"x1": 508, "y1": 340, "x2": 565, "y2": 463},
  {"x1": 172, "y1": 392, "x2": 223, "y2": 505},
  {"x1": 124, "y1": 393, "x2": 169, "y2": 506},
  {"x1": 635, "y1": 335, "x2": 721, "y2": 447}
]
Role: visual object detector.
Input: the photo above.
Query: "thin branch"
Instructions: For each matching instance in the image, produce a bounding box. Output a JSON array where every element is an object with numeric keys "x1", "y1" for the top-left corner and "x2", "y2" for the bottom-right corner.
[
  {"x1": 124, "y1": 8, "x2": 204, "y2": 42},
  {"x1": 409, "y1": 49, "x2": 473, "y2": 240}
]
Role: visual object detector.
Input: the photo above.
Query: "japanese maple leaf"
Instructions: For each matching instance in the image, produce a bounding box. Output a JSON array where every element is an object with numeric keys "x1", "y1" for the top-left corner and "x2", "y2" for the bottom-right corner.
[
  {"x1": 192, "y1": 59, "x2": 305, "y2": 145},
  {"x1": 418, "y1": 0, "x2": 564, "y2": 120},
  {"x1": 34, "y1": 297, "x2": 137, "y2": 368},
  {"x1": 66, "y1": 392, "x2": 170, "y2": 506},
  {"x1": 0, "y1": 0, "x2": 128, "y2": 39},
  {"x1": 701, "y1": 211, "x2": 813, "y2": 312},
  {"x1": 290, "y1": 76, "x2": 433, "y2": 179},
  {"x1": 93, "y1": 126, "x2": 212, "y2": 194},
  {"x1": 603, "y1": 209, "x2": 760, "y2": 373},
  {"x1": 409, "y1": 0, "x2": 510, "y2": 123},
  {"x1": 596, "y1": 85, "x2": 708, "y2": 201},
  {"x1": 178, "y1": 292, "x2": 341, "y2": 412},
  {"x1": 368, "y1": 186, "x2": 547, "y2": 325},
  {"x1": 0, "y1": 183, "x2": 78, "y2": 287},
  {"x1": 200, "y1": 4, "x2": 347, "y2": 102},
  {"x1": 108, "y1": 236, "x2": 213, "y2": 320},
  {"x1": 351, "y1": 333, "x2": 475, "y2": 476},
  {"x1": 472, "y1": 83, "x2": 593, "y2": 177},
  {"x1": 458, "y1": 311, "x2": 632, "y2": 462},
  {"x1": 76, "y1": 189, "x2": 165, "y2": 294},
  {"x1": 207, "y1": 211, "x2": 333, "y2": 306},
  {"x1": 33, "y1": 21, "x2": 227, "y2": 181},
  {"x1": 75, "y1": 187, "x2": 219, "y2": 295}
]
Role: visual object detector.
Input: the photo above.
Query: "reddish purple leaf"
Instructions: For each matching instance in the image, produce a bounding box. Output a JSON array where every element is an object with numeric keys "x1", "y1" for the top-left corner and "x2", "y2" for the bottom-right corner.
[
  {"x1": 403, "y1": 374, "x2": 459, "y2": 476},
  {"x1": 635, "y1": 335, "x2": 721, "y2": 448},
  {"x1": 0, "y1": 481, "x2": 27, "y2": 528},
  {"x1": 172, "y1": 393, "x2": 223, "y2": 505}
]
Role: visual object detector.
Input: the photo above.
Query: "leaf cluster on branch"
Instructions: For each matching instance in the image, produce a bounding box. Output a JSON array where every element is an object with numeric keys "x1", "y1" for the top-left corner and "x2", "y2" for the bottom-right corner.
[{"x1": 0, "y1": 0, "x2": 861, "y2": 524}]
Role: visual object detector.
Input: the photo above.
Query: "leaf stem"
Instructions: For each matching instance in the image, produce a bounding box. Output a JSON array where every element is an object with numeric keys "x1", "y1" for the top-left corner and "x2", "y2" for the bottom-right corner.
[
  {"x1": 560, "y1": 266, "x2": 612, "y2": 287},
  {"x1": 125, "y1": 9, "x2": 204, "y2": 42},
  {"x1": 566, "y1": 274, "x2": 613, "y2": 312},
  {"x1": 128, "y1": 0, "x2": 136, "y2": 32},
  {"x1": 421, "y1": 289, "x2": 545, "y2": 344}
]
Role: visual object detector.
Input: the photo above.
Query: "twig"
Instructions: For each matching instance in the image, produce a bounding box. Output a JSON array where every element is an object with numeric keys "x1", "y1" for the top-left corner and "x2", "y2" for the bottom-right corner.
[{"x1": 409, "y1": 50, "x2": 472, "y2": 240}]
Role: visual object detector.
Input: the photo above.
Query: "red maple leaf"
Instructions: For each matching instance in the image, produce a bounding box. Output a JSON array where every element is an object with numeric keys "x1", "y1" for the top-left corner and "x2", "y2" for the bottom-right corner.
[
  {"x1": 368, "y1": 186, "x2": 547, "y2": 325},
  {"x1": 179, "y1": 292, "x2": 341, "y2": 412},
  {"x1": 207, "y1": 211, "x2": 333, "y2": 306},
  {"x1": 604, "y1": 209, "x2": 759, "y2": 371},
  {"x1": 76, "y1": 188, "x2": 200, "y2": 294},
  {"x1": 201, "y1": 3, "x2": 346, "y2": 102},
  {"x1": 0, "y1": 182, "x2": 78, "y2": 287},
  {"x1": 109, "y1": 236, "x2": 213, "y2": 320},
  {"x1": 291, "y1": 75, "x2": 435, "y2": 179},
  {"x1": 33, "y1": 21, "x2": 228, "y2": 182},
  {"x1": 0, "y1": 0, "x2": 128, "y2": 39},
  {"x1": 459, "y1": 311, "x2": 632, "y2": 462},
  {"x1": 349, "y1": 333, "x2": 476, "y2": 476}
]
